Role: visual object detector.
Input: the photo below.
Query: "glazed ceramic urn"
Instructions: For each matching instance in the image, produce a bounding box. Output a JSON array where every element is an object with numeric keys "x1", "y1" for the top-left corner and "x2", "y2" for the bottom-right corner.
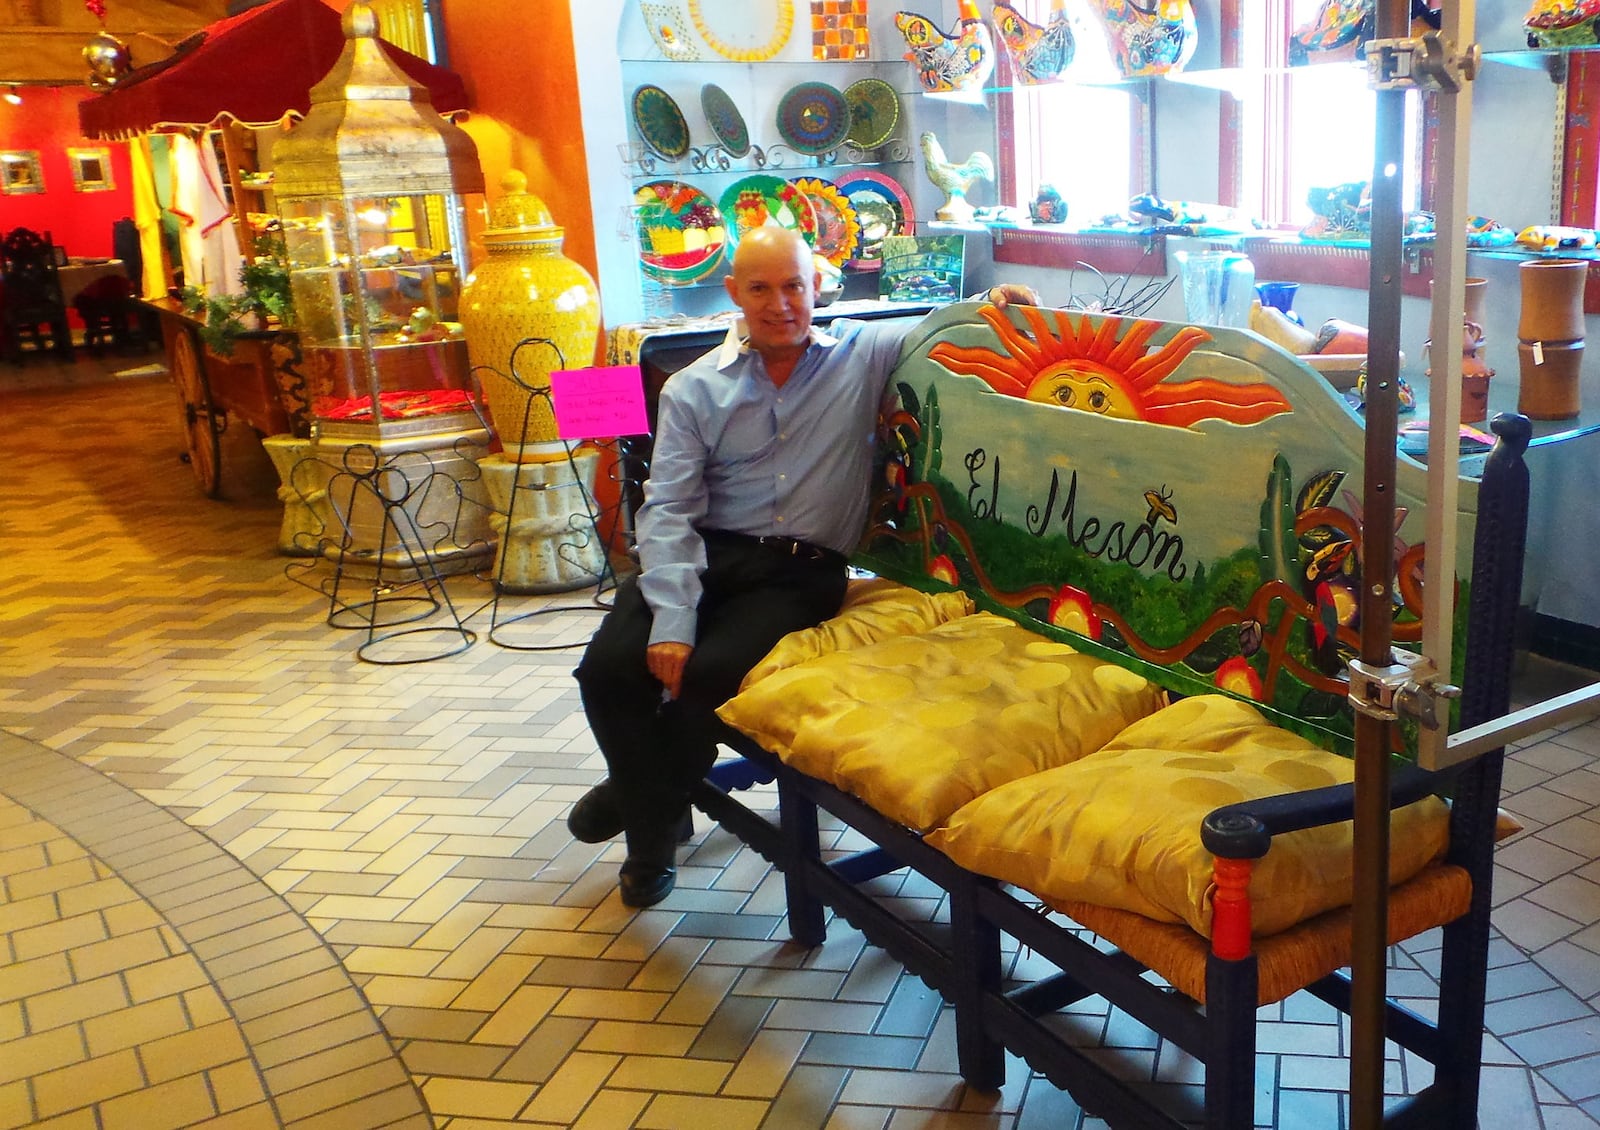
[{"x1": 460, "y1": 170, "x2": 600, "y2": 461}]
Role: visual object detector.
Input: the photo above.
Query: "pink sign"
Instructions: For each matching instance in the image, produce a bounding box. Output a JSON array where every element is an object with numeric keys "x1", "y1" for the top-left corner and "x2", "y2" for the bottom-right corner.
[{"x1": 549, "y1": 366, "x2": 651, "y2": 441}]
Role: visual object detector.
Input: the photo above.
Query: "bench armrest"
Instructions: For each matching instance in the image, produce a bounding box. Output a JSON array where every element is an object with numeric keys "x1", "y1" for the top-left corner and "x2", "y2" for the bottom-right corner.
[{"x1": 1200, "y1": 762, "x2": 1440, "y2": 859}]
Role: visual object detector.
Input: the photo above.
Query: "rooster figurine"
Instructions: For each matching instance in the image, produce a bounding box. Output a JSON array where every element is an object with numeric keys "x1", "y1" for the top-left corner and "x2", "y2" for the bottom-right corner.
[
  {"x1": 894, "y1": 0, "x2": 994, "y2": 95},
  {"x1": 920, "y1": 131, "x2": 993, "y2": 225},
  {"x1": 993, "y1": 0, "x2": 1075, "y2": 85}
]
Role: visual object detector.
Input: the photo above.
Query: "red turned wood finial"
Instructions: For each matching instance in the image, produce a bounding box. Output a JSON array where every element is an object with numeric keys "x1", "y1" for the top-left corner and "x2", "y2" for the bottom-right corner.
[{"x1": 1211, "y1": 857, "x2": 1255, "y2": 961}]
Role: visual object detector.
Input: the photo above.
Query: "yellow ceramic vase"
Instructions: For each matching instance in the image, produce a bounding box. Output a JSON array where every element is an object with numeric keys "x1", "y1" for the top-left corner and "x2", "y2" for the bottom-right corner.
[{"x1": 460, "y1": 170, "x2": 601, "y2": 462}]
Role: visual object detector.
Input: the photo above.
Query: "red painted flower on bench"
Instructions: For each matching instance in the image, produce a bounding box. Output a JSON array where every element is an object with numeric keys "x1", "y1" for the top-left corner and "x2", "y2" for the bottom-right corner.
[
  {"x1": 928, "y1": 554, "x2": 960, "y2": 585},
  {"x1": 1047, "y1": 584, "x2": 1102, "y2": 640},
  {"x1": 929, "y1": 306, "x2": 1292, "y2": 427},
  {"x1": 1213, "y1": 656, "x2": 1264, "y2": 700}
]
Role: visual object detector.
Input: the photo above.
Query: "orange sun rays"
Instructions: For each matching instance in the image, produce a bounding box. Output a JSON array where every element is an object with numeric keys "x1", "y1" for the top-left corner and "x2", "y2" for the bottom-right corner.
[{"x1": 928, "y1": 306, "x2": 1292, "y2": 428}]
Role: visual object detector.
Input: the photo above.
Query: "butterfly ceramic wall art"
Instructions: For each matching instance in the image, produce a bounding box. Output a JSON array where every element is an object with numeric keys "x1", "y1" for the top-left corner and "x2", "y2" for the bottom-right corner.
[
  {"x1": 894, "y1": 0, "x2": 995, "y2": 95},
  {"x1": 1086, "y1": 0, "x2": 1197, "y2": 79},
  {"x1": 993, "y1": 0, "x2": 1075, "y2": 85}
]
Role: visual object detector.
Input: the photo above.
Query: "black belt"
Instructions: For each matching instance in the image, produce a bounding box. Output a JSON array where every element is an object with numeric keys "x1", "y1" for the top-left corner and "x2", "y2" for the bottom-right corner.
[{"x1": 700, "y1": 528, "x2": 847, "y2": 567}]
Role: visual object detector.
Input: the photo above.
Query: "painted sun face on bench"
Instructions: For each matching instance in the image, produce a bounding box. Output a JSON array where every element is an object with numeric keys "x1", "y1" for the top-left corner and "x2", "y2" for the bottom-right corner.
[{"x1": 929, "y1": 305, "x2": 1293, "y2": 428}]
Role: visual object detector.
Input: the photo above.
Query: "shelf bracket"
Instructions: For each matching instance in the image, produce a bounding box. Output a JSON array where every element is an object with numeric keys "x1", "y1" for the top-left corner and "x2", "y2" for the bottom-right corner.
[
  {"x1": 1347, "y1": 648, "x2": 1460, "y2": 730},
  {"x1": 1365, "y1": 31, "x2": 1480, "y2": 94}
]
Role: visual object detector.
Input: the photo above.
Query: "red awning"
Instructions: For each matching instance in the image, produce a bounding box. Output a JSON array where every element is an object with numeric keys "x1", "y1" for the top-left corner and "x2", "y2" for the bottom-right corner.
[{"x1": 78, "y1": 0, "x2": 468, "y2": 140}]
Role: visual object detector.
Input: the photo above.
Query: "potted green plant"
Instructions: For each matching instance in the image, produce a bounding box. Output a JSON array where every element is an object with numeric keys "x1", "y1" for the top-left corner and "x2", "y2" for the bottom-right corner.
[{"x1": 180, "y1": 230, "x2": 293, "y2": 356}]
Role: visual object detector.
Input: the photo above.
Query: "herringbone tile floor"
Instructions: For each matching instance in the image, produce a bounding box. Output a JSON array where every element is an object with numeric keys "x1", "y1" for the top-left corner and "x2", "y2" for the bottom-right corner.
[{"x1": 3, "y1": 351, "x2": 1600, "y2": 1129}]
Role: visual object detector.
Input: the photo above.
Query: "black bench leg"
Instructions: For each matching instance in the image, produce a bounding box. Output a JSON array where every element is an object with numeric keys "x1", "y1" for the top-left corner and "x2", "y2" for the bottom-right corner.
[
  {"x1": 1204, "y1": 953, "x2": 1259, "y2": 1130},
  {"x1": 776, "y1": 775, "x2": 827, "y2": 947},
  {"x1": 950, "y1": 881, "x2": 1006, "y2": 1091}
]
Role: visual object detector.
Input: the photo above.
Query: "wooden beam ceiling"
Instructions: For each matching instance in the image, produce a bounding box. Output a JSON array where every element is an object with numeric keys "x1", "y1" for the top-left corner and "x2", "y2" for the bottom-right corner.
[{"x1": 0, "y1": 0, "x2": 231, "y2": 85}]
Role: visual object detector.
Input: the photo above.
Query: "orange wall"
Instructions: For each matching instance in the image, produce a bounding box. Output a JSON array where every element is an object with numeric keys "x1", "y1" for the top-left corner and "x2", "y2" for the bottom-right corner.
[
  {"x1": 0, "y1": 86, "x2": 135, "y2": 258},
  {"x1": 439, "y1": 2, "x2": 597, "y2": 288}
]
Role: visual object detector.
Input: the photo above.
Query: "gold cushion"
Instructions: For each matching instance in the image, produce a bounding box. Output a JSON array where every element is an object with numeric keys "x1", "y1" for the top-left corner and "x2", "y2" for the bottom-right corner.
[
  {"x1": 717, "y1": 612, "x2": 1167, "y2": 832},
  {"x1": 741, "y1": 577, "x2": 975, "y2": 690},
  {"x1": 926, "y1": 695, "x2": 1451, "y2": 938}
]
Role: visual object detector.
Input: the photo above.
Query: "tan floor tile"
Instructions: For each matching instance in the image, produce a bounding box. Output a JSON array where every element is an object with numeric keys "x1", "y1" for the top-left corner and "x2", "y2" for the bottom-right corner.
[
  {"x1": 270, "y1": 1058, "x2": 412, "y2": 1123},
  {"x1": 99, "y1": 899, "x2": 166, "y2": 937},
  {"x1": 393, "y1": 876, "x2": 478, "y2": 925},
  {"x1": 25, "y1": 1110, "x2": 99, "y2": 1130},
  {"x1": 343, "y1": 944, "x2": 446, "y2": 978},
  {"x1": 181, "y1": 986, "x2": 232, "y2": 1028},
  {"x1": 0, "y1": 1001, "x2": 22, "y2": 1044},
  {"x1": 11, "y1": 912, "x2": 110, "y2": 963},
  {"x1": 450, "y1": 952, "x2": 541, "y2": 1013},
  {"x1": 139, "y1": 1019, "x2": 251, "y2": 1085},
  {"x1": 470, "y1": 984, "x2": 564, "y2": 1047},
  {"x1": 0, "y1": 1078, "x2": 33, "y2": 1130},
  {"x1": 70, "y1": 928, "x2": 173, "y2": 982},
  {"x1": 428, "y1": 925, "x2": 517, "y2": 982},
  {"x1": 0, "y1": 890, "x2": 62, "y2": 935},
  {"x1": 55, "y1": 876, "x2": 139, "y2": 919},
  {"x1": 724, "y1": 1029, "x2": 810, "y2": 1099},
  {"x1": 0, "y1": 952, "x2": 73, "y2": 1006},
  {"x1": 517, "y1": 1051, "x2": 620, "y2": 1125},
  {"x1": 421, "y1": 1075, "x2": 534, "y2": 1120},
  {"x1": 554, "y1": 987, "x2": 672, "y2": 1024},
  {"x1": 83, "y1": 995, "x2": 191, "y2": 1058},
  {"x1": 0, "y1": 1024, "x2": 85, "y2": 1088},
  {"x1": 32, "y1": 1048, "x2": 143, "y2": 1118},
  {"x1": 580, "y1": 1020, "x2": 699, "y2": 1058},
  {"x1": 190, "y1": 1102, "x2": 282, "y2": 1130},
  {"x1": 123, "y1": 954, "x2": 209, "y2": 1005},
  {"x1": 570, "y1": 1088, "x2": 652, "y2": 1130},
  {"x1": 611, "y1": 1054, "x2": 732, "y2": 1095},
  {"x1": 0, "y1": 841, "x2": 49, "y2": 880},
  {"x1": 303, "y1": 893, "x2": 413, "y2": 922},
  {"x1": 207, "y1": 1058, "x2": 269, "y2": 1113},
  {"x1": 27, "y1": 974, "x2": 131, "y2": 1033},
  {"x1": 503, "y1": 927, "x2": 612, "y2": 959},
  {"x1": 637, "y1": 1093, "x2": 768, "y2": 1130},
  {"x1": 361, "y1": 973, "x2": 472, "y2": 1010},
  {"x1": 4, "y1": 856, "x2": 98, "y2": 902},
  {"x1": 260, "y1": 1032, "x2": 396, "y2": 1096},
  {"x1": 96, "y1": 1072, "x2": 216, "y2": 1130}
]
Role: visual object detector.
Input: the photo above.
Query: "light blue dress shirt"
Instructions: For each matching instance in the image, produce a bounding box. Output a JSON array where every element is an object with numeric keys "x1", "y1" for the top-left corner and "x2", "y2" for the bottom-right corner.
[{"x1": 636, "y1": 315, "x2": 919, "y2": 646}]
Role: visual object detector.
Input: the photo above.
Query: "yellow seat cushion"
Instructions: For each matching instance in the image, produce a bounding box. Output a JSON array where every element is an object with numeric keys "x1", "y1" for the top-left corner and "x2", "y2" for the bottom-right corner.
[
  {"x1": 926, "y1": 695, "x2": 1451, "y2": 938},
  {"x1": 740, "y1": 577, "x2": 976, "y2": 690},
  {"x1": 717, "y1": 612, "x2": 1168, "y2": 832}
]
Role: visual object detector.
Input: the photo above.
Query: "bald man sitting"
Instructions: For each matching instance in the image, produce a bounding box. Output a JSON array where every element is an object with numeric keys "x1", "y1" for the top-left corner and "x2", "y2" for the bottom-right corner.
[{"x1": 571, "y1": 227, "x2": 1038, "y2": 907}]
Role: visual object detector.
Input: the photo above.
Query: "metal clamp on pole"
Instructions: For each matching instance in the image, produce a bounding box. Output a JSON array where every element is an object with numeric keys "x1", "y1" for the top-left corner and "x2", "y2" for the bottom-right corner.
[
  {"x1": 1348, "y1": 648, "x2": 1462, "y2": 728},
  {"x1": 1365, "y1": 31, "x2": 1480, "y2": 92}
]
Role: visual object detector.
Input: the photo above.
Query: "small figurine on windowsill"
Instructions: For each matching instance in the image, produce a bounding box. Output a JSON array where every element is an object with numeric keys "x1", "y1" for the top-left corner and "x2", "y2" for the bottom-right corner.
[{"x1": 1029, "y1": 184, "x2": 1068, "y2": 225}]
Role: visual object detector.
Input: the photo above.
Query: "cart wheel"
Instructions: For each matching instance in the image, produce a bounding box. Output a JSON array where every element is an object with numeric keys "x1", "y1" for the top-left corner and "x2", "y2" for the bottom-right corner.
[{"x1": 171, "y1": 327, "x2": 223, "y2": 498}]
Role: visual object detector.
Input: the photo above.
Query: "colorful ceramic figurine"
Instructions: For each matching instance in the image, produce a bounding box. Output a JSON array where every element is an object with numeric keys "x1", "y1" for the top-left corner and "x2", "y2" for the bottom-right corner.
[
  {"x1": 920, "y1": 131, "x2": 993, "y2": 224},
  {"x1": 1029, "y1": 184, "x2": 1068, "y2": 224},
  {"x1": 1302, "y1": 181, "x2": 1371, "y2": 241},
  {"x1": 1525, "y1": 0, "x2": 1600, "y2": 47},
  {"x1": 992, "y1": 0, "x2": 1075, "y2": 85},
  {"x1": 894, "y1": 0, "x2": 995, "y2": 94},
  {"x1": 1086, "y1": 0, "x2": 1197, "y2": 79}
]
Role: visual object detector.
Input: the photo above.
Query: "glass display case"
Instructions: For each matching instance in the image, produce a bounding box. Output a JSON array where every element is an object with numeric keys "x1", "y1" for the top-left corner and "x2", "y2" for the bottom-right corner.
[{"x1": 279, "y1": 194, "x2": 475, "y2": 441}]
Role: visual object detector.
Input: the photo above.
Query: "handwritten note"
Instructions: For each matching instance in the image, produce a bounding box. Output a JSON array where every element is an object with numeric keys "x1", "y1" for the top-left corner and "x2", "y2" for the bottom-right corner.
[{"x1": 550, "y1": 365, "x2": 651, "y2": 440}]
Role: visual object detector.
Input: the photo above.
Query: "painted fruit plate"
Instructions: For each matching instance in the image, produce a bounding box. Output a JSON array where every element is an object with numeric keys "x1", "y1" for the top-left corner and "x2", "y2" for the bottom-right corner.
[
  {"x1": 632, "y1": 84, "x2": 690, "y2": 161},
  {"x1": 834, "y1": 169, "x2": 915, "y2": 267},
  {"x1": 700, "y1": 83, "x2": 750, "y2": 158},
  {"x1": 717, "y1": 174, "x2": 818, "y2": 249},
  {"x1": 842, "y1": 77, "x2": 900, "y2": 150},
  {"x1": 776, "y1": 81, "x2": 851, "y2": 155},
  {"x1": 634, "y1": 180, "x2": 727, "y2": 286},
  {"x1": 790, "y1": 177, "x2": 860, "y2": 268}
]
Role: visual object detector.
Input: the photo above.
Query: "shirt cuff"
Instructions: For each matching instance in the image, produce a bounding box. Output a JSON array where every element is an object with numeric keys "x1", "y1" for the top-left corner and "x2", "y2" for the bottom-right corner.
[{"x1": 647, "y1": 607, "x2": 698, "y2": 649}]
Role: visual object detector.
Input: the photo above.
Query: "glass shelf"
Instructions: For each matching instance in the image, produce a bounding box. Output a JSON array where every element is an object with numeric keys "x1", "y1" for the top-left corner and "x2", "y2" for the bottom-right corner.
[{"x1": 1482, "y1": 43, "x2": 1600, "y2": 74}]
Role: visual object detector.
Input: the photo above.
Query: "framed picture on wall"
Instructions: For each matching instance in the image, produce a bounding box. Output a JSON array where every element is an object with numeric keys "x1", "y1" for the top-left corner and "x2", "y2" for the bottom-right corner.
[
  {"x1": 68, "y1": 146, "x2": 114, "y2": 192},
  {"x1": 0, "y1": 149, "x2": 44, "y2": 194}
]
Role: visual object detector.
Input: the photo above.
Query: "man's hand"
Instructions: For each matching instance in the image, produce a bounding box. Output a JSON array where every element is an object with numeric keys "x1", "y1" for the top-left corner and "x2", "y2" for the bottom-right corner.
[
  {"x1": 647, "y1": 642, "x2": 693, "y2": 700},
  {"x1": 987, "y1": 283, "x2": 1043, "y2": 309}
]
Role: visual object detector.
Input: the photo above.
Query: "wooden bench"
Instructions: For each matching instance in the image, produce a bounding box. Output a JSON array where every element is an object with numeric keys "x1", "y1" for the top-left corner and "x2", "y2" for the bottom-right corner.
[{"x1": 692, "y1": 302, "x2": 1530, "y2": 1128}]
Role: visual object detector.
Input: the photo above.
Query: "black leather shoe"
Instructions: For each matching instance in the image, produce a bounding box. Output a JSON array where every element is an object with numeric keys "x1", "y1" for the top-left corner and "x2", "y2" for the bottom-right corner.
[
  {"x1": 569, "y1": 782, "x2": 693, "y2": 845},
  {"x1": 567, "y1": 782, "x2": 625, "y2": 843},
  {"x1": 618, "y1": 825, "x2": 678, "y2": 908}
]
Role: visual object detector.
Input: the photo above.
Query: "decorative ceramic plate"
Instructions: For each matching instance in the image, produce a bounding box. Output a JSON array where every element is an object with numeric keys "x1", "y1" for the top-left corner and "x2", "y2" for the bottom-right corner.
[
  {"x1": 632, "y1": 85, "x2": 690, "y2": 161},
  {"x1": 634, "y1": 180, "x2": 727, "y2": 286},
  {"x1": 717, "y1": 174, "x2": 818, "y2": 249},
  {"x1": 775, "y1": 81, "x2": 850, "y2": 156},
  {"x1": 790, "y1": 177, "x2": 860, "y2": 268},
  {"x1": 700, "y1": 83, "x2": 750, "y2": 158},
  {"x1": 687, "y1": 0, "x2": 796, "y2": 62},
  {"x1": 834, "y1": 169, "x2": 915, "y2": 267},
  {"x1": 842, "y1": 78, "x2": 900, "y2": 150}
]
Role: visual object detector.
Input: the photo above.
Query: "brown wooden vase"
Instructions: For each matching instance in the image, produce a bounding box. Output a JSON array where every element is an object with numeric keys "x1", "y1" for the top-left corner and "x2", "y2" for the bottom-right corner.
[
  {"x1": 1517, "y1": 259, "x2": 1588, "y2": 343},
  {"x1": 1517, "y1": 339, "x2": 1584, "y2": 419}
]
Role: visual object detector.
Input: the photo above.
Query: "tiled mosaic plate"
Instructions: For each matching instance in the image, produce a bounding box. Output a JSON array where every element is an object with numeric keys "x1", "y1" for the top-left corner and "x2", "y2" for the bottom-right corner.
[
  {"x1": 843, "y1": 77, "x2": 899, "y2": 149},
  {"x1": 700, "y1": 83, "x2": 750, "y2": 158},
  {"x1": 775, "y1": 81, "x2": 850, "y2": 155},
  {"x1": 834, "y1": 168, "x2": 914, "y2": 267},
  {"x1": 790, "y1": 176, "x2": 860, "y2": 267},
  {"x1": 717, "y1": 174, "x2": 818, "y2": 249},
  {"x1": 632, "y1": 84, "x2": 690, "y2": 161}
]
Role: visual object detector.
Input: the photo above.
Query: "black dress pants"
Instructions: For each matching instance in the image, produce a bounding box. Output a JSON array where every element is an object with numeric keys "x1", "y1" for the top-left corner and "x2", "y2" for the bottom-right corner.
[{"x1": 574, "y1": 531, "x2": 848, "y2": 834}]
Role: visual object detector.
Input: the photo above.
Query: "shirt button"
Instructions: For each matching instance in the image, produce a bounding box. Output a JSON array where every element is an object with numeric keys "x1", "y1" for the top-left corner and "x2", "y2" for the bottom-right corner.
[
  {"x1": 776, "y1": 516, "x2": 785, "y2": 523},
  {"x1": 779, "y1": 473, "x2": 787, "y2": 480}
]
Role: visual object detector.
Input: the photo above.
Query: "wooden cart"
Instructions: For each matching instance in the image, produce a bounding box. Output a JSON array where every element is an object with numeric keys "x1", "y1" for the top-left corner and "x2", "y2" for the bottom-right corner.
[{"x1": 146, "y1": 298, "x2": 311, "y2": 498}]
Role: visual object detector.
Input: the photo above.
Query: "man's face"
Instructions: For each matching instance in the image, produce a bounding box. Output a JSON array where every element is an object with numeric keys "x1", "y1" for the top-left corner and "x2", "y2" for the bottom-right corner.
[{"x1": 724, "y1": 237, "x2": 820, "y2": 356}]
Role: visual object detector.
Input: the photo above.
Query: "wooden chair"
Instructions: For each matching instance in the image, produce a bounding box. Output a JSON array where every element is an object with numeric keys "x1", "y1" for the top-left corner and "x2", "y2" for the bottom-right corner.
[{"x1": 1, "y1": 227, "x2": 74, "y2": 364}]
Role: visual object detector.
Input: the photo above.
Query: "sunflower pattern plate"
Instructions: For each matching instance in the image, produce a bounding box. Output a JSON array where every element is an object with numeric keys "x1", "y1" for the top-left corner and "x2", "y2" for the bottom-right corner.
[
  {"x1": 775, "y1": 81, "x2": 850, "y2": 155},
  {"x1": 834, "y1": 169, "x2": 915, "y2": 267},
  {"x1": 843, "y1": 77, "x2": 900, "y2": 150},
  {"x1": 634, "y1": 180, "x2": 727, "y2": 286},
  {"x1": 700, "y1": 83, "x2": 750, "y2": 158},
  {"x1": 717, "y1": 174, "x2": 818, "y2": 249},
  {"x1": 632, "y1": 85, "x2": 690, "y2": 161},
  {"x1": 790, "y1": 177, "x2": 860, "y2": 268}
]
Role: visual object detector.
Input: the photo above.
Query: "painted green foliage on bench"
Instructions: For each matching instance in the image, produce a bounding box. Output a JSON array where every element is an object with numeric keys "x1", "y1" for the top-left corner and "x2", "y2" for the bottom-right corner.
[{"x1": 860, "y1": 304, "x2": 1478, "y2": 753}]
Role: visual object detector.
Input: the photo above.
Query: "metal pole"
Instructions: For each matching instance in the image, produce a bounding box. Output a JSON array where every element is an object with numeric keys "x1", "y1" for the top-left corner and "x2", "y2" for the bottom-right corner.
[{"x1": 1351, "y1": 0, "x2": 1410, "y2": 1123}]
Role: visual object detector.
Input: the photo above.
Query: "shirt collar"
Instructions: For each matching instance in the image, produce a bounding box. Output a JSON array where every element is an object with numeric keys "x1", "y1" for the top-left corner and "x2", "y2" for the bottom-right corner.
[{"x1": 715, "y1": 318, "x2": 840, "y2": 371}]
